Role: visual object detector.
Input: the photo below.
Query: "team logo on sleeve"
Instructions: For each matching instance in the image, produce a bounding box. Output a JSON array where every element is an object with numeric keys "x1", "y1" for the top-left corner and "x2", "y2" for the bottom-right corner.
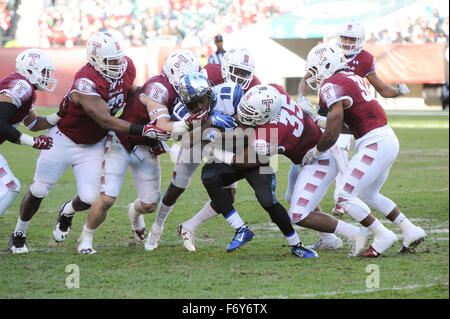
[
  {"x1": 321, "y1": 83, "x2": 337, "y2": 104},
  {"x1": 147, "y1": 82, "x2": 168, "y2": 104},
  {"x1": 75, "y1": 78, "x2": 97, "y2": 94}
]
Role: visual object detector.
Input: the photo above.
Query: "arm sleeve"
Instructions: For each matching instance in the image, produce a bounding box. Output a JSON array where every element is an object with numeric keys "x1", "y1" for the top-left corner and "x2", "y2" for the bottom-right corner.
[{"x1": 0, "y1": 101, "x2": 21, "y2": 143}]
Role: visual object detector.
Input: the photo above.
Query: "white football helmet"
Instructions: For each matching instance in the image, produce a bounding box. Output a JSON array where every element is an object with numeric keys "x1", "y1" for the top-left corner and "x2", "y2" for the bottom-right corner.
[
  {"x1": 86, "y1": 32, "x2": 128, "y2": 80},
  {"x1": 237, "y1": 85, "x2": 282, "y2": 127},
  {"x1": 163, "y1": 49, "x2": 201, "y2": 91},
  {"x1": 15, "y1": 49, "x2": 58, "y2": 92},
  {"x1": 305, "y1": 44, "x2": 347, "y2": 91},
  {"x1": 337, "y1": 20, "x2": 365, "y2": 56},
  {"x1": 221, "y1": 48, "x2": 255, "y2": 90}
]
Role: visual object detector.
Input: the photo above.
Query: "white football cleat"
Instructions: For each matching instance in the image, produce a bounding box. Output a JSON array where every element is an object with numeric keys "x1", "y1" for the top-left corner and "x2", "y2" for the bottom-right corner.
[
  {"x1": 77, "y1": 236, "x2": 96, "y2": 255},
  {"x1": 144, "y1": 225, "x2": 162, "y2": 251},
  {"x1": 362, "y1": 229, "x2": 397, "y2": 257},
  {"x1": 127, "y1": 203, "x2": 146, "y2": 243},
  {"x1": 398, "y1": 226, "x2": 427, "y2": 253},
  {"x1": 8, "y1": 232, "x2": 29, "y2": 254},
  {"x1": 306, "y1": 236, "x2": 343, "y2": 251},
  {"x1": 177, "y1": 224, "x2": 196, "y2": 252},
  {"x1": 348, "y1": 227, "x2": 371, "y2": 257}
]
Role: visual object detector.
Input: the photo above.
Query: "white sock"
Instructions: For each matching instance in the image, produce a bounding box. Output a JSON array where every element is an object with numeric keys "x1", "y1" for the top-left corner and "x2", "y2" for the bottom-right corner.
[
  {"x1": 183, "y1": 200, "x2": 219, "y2": 232},
  {"x1": 398, "y1": 216, "x2": 415, "y2": 233},
  {"x1": 319, "y1": 232, "x2": 339, "y2": 242},
  {"x1": 154, "y1": 201, "x2": 174, "y2": 231},
  {"x1": 225, "y1": 209, "x2": 245, "y2": 229},
  {"x1": 14, "y1": 217, "x2": 30, "y2": 236},
  {"x1": 81, "y1": 224, "x2": 96, "y2": 239},
  {"x1": 61, "y1": 201, "x2": 76, "y2": 217},
  {"x1": 286, "y1": 231, "x2": 300, "y2": 246},
  {"x1": 335, "y1": 220, "x2": 361, "y2": 239},
  {"x1": 367, "y1": 219, "x2": 388, "y2": 235},
  {"x1": 129, "y1": 201, "x2": 145, "y2": 230}
]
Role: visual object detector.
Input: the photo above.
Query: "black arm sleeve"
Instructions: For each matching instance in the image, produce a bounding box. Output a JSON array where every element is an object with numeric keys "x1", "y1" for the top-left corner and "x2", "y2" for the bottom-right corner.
[{"x1": 0, "y1": 101, "x2": 21, "y2": 143}]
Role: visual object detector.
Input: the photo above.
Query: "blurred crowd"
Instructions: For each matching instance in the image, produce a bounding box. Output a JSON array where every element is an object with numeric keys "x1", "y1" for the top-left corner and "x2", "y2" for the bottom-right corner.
[
  {"x1": 367, "y1": 9, "x2": 449, "y2": 44},
  {"x1": 32, "y1": 0, "x2": 283, "y2": 48},
  {"x1": 1, "y1": 0, "x2": 449, "y2": 48}
]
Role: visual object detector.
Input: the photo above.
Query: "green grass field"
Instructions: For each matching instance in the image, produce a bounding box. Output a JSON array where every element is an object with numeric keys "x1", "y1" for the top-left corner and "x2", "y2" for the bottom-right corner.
[{"x1": 0, "y1": 108, "x2": 448, "y2": 299}]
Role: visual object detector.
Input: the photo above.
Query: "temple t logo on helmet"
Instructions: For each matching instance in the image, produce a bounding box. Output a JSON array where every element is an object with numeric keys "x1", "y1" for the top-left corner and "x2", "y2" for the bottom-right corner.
[{"x1": 163, "y1": 49, "x2": 201, "y2": 90}]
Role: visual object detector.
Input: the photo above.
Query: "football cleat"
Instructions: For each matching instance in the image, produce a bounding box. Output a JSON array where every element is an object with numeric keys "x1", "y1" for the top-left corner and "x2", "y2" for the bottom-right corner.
[
  {"x1": 177, "y1": 224, "x2": 196, "y2": 252},
  {"x1": 52, "y1": 201, "x2": 72, "y2": 242},
  {"x1": 8, "y1": 232, "x2": 28, "y2": 254},
  {"x1": 332, "y1": 203, "x2": 345, "y2": 217},
  {"x1": 291, "y1": 243, "x2": 318, "y2": 258},
  {"x1": 362, "y1": 230, "x2": 397, "y2": 258},
  {"x1": 127, "y1": 203, "x2": 146, "y2": 243},
  {"x1": 398, "y1": 226, "x2": 427, "y2": 254},
  {"x1": 226, "y1": 226, "x2": 255, "y2": 252},
  {"x1": 348, "y1": 227, "x2": 371, "y2": 257},
  {"x1": 306, "y1": 236, "x2": 343, "y2": 251},
  {"x1": 144, "y1": 225, "x2": 163, "y2": 251},
  {"x1": 77, "y1": 236, "x2": 96, "y2": 255}
]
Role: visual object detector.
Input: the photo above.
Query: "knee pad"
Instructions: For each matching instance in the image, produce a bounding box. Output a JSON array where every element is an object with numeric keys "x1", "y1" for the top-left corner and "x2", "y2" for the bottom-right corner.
[
  {"x1": 171, "y1": 172, "x2": 192, "y2": 189},
  {"x1": 29, "y1": 180, "x2": 52, "y2": 199},
  {"x1": 359, "y1": 192, "x2": 396, "y2": 217}
]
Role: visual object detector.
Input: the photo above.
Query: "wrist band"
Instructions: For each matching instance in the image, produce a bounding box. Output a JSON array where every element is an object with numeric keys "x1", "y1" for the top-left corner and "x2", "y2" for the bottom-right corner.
[{"x1": 130, "y1": 123, "x2": 144, "y2": 136}]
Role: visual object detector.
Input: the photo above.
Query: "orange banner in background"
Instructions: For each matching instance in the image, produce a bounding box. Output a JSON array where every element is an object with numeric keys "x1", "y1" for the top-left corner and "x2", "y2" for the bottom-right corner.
[
  {"x1": 363, "y1": 42, "x2": 446, "y2": 85},
  {"x1": 0, "y1": 46, "x2": 210, "y2": 107}
]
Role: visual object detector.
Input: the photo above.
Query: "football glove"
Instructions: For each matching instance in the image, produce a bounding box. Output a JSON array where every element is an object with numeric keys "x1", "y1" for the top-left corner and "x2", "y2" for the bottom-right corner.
[
  {"x1": 142, "y1": 123, "x2": 170, "y2": 140},
  {"x1": 149, "y1": 142, "x2": 166, "y2": 156},
  {"x1": 210, "y1": 111, "x2": 237, "y2": 129},
  {"x1": 397, "y1": 83, "x2": 410, "y2": 96},
  {"x1": 301, "y1": 146, "x2": 322, "y2": 166},
  {"x1": 33, "y1": 135, "x2": 53, "y2": 150},
  {"x1": 297, "y1": 96, "x2": 318, "y2": 122}
]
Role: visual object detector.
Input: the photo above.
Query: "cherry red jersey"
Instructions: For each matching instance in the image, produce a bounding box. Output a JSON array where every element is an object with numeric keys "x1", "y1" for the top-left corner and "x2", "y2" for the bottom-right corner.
[
  {"x1": 201, "y1": 63, "x2": 261, "y2": 92},
  {"x1": 0, "y1": 73, "x2": 36, "y2": 144},
  {"x1": 57, "y1": 56, "x2": 136, "y2": 145},
  {"x1": 318, "y1": 71, "x2": 387, "y2": 139},
  {"x1": 117, "y1": 74, "x2": 178, "y2": 153},
  {"x1": 343, "y1": 50, "x2": 376, "y2": 78},
  {"x1": 250, "y1": 84, "x2": 323, "y2": 164}
]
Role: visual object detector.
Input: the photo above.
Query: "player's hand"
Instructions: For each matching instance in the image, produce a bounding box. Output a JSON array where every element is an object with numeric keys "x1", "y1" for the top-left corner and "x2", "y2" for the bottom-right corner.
[
  {"x1": 301, "y1": 146, "x2": 322, "y2": 166},
  {"x1": 185, "y1": 109, "x2": 209, "y2": 129},
  {"x1": 33, "y1": 135, "x2": 53, "y2": 150},
  {"x1": 297, "y1": 96, "x2": 318, "y2": 122},
  {"x1": 210, "y1": 111, "x2": 237, "y2": 129},
  {"x1": 397, "y1": 83, "x2": 410, "y2": 96},
  {"x1": 142, "y1": 123, "x2": 170, "y2": 140},
  {"x1": 149, "y1": 142, "x2": 166, "y2": 156}
]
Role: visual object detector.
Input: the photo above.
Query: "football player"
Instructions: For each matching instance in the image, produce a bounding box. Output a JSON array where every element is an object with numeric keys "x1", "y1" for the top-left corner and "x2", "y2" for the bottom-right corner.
[
  {"x1": 290, "y1": 20, "x2": 411, "y2": 249},
  {"x1": 76, "y1": 50, "x2": 210, "y2": 254},
  {"x1": 301, "y1": 43, "x2": 426, "y2": 257},
  {"x1": 0, "y1": 49, "x2": 58, "y2": 219},
  {"x1": 146, "y1": 48, "x2": 261, "y2": 251},
  {"x1": 8, "y1": 32, "x2": 168, "y2": 254},
  {"x1": 184, "y1": 84, "x2": 371, "y2": 256}
]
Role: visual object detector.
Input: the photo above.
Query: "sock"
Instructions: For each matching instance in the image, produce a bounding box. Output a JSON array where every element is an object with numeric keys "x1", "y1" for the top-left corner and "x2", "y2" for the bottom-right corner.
[
  {"x1": 183, "y1": 200, "x2": 219, "y2": 232},
  {"x1": 285, "y1": 231, "x2": 300, "y2": 246},
  {"x1": 154, "y1": 201, "x2": 174, "y2": 231},
  {"x1": 82, "y1": 224, "x2": 96, "y2": 239},
  {"x1": 14, "y1": 217, "x2": 30, "y2": 236},
  {"x1": 367, "y1": 219, "x2": 388, "y2": 236},
  {"x1": 335, "y1": 220, "x2": 361, "y2": 239},
  {"x1": 61, "y1": 201, "x2": 76, "y2": 217},
  {"x1": 397, "y1": 216, "x2": 415, "y2": 233},
  {"x1": 319, "y1": 232, "x2": 339, "y2": 242},
  {"x1": 128, "y1": 201, "x2": 145, "y2": 230},
  {"x1": 225, "y1": 209, "x2": 245, "y2": 229}
]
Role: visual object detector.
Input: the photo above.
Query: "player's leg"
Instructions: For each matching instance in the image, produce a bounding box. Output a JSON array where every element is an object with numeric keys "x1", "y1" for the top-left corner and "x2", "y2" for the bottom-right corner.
[
  {"x1": 331, "y1": 134, "x2": 353, "y2": 217},
  {"x1": 178, "y1": 183, "x2": 237, "y2": 251},
  {"x1": 357, "y1": 138, "x2": 426, "y2": 253},
  {"x1": 0, "y1": 153, "x2": 21, "y2": 217},
  {"x1": 77, "y1": 135, "x2": 130, "y2": 254},
  {"x1": 243, "y1": 167, "x2": 317, "y2": 258},
  {"x1": 54, "y1": 136, "x2": 105, "y2": 244},
  {"x1": 337, "y1": 140, "x2": 399, "y2": 257},
  {"x1": 201, "y1": 162, "x2": 255, "y2": 251},
  {"x1": 10, "y1": 127, "x2": 71, "y2": 253}
]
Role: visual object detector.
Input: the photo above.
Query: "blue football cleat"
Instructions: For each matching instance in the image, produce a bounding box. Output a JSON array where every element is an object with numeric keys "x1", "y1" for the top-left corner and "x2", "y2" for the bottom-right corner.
[
  {"x1": 291, "y1": 243, "x2": 319, "y2": 258},
  {"x1": 226, "y1": 226, "x2": 255, "y2": 252}
]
